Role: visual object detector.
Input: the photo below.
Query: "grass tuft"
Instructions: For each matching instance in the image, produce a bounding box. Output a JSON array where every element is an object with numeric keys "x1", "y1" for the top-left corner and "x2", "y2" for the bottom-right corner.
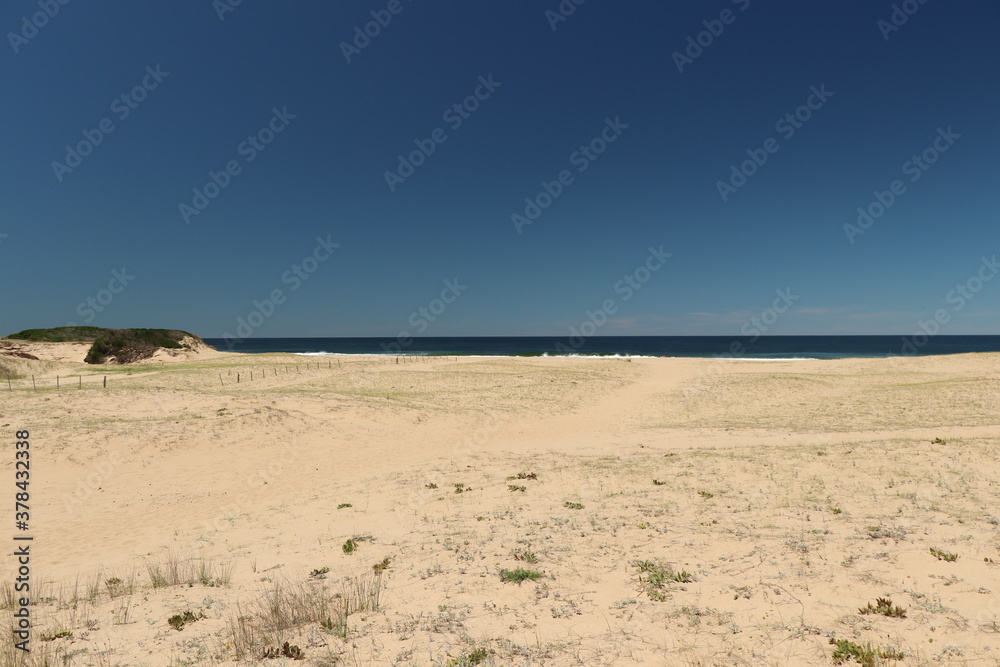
[
  {"x1": 830, "y1": 638, "x2": 904, "y2": 666},
  {"x1": 859, "y1": 597, "x2": 906, "y2": 618},
  {"x1": 499, "y1": 568, "x2": 542, "y2": 584},
  {"x1": 930, "y1": 547, "x2": 958, "y2": 562}
]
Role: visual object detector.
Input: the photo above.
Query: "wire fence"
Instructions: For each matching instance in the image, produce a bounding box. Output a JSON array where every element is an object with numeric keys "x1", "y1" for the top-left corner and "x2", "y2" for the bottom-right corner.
[{"x1": 2, "y1": 355, "x2": 449, "y2": 392}]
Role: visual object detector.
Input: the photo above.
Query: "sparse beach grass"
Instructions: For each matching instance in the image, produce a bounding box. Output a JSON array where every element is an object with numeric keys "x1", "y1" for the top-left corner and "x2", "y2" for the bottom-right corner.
[{"x1": 2, "y1": 351, "x2": 999, "y2": 664}]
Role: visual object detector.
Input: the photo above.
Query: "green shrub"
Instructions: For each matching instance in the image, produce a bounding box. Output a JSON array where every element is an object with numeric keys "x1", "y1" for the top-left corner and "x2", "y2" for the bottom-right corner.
[
  {"x1": 168, "y1": 610, "x2": 205, "y2": 631},
  {"x1": 930, "y1": 547, "x2": 958, "y2": 562},
  {"x1": 499, "y1": 568, "x2": 542, "y2": 583},
  {"x1": 633, "y1": 560, "x2": 695, "y2": 600},
  {"x1": 84, "y1": 328, "x2": 199, "y2": 364},
  {"x1": 830, "y1": 638, "x2": 904, "y2": 666},
  {"x1": 7, "y1": 326, "x2": 107, "y2": 342},
  {"x1": 859, "y1": 597, "x2": 906, "y2": 618},
  {"x1": 446, "y1": 647, "x2": 493, "y2": 666}
]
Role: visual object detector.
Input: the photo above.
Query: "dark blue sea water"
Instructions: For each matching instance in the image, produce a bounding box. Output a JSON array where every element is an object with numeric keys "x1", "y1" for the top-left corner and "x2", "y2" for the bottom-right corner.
[{"x1": 201, "y1": 336, "x2": 1000, "y2": 360}]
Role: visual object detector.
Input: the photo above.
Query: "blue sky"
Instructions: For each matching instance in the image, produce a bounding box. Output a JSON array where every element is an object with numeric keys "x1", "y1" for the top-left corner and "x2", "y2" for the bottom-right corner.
[{"x1": 2, "y1": 0, "x2": 998, "y2": 338}]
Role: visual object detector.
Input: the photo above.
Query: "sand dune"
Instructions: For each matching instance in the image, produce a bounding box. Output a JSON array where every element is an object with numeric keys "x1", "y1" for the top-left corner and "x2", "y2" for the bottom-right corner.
[{"x1": 3, "y1": 350, "x2": 1000, "y2": 665}]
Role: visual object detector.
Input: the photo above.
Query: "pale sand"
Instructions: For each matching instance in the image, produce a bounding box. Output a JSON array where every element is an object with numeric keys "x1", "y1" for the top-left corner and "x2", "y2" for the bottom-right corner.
[{"x1": 3, "y1": 349, "x2": 1000, "y2": 665}]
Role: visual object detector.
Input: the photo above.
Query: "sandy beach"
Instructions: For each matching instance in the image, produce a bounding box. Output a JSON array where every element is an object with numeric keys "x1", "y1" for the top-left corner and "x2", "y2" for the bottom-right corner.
[{"x1": 3, "y1": 347, "x2": 1000, "y2": 666}]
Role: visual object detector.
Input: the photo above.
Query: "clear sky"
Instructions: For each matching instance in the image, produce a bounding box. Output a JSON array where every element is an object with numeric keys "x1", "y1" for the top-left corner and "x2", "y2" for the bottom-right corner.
[{"x1": 2, "y1": 1, "x2": 998, "y2": 338}]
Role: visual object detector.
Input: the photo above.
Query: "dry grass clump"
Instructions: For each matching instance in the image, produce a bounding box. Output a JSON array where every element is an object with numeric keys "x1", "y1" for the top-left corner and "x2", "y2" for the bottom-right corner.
[
  {"x1": 224, "y1": 568, "x2": 385, "y2": 661},
  {"x1": 145, "y1": 552, "x2": 233, "y2": 588}
]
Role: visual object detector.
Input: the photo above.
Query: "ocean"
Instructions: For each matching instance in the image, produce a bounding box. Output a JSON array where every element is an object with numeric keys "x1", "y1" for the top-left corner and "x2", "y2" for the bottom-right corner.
[{"x1": 200, "y1": 335, "x2": 1000, "y2": 360}]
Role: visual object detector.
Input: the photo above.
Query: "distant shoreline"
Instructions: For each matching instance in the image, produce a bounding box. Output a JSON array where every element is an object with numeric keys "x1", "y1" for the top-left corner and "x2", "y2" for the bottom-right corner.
[{"x1": 202, "y1": 334, "x2": 1000, "y2": 360}]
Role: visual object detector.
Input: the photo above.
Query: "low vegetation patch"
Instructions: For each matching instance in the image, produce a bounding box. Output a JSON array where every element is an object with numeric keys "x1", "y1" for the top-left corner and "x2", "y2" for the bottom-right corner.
[
  {"x1": 146, "y1": 554, "x2": 233, "y2": 589},
  {"x1": 446, "y1": 647, "x2": 493, "y2": 666},
  {"x1": 512, "y1": 549, "x2": 538, "y2": 563},
  {"x1": 261, "y1": 641, "x2": 303, "y2": 660},
  {"x1": 167, "y1": 610, "x2": 205, "y2": 631},
  {"x1": 930, "y1": 547, "x2": 958, "y2": 562},
  {"x1": 0, "y1": 359, "x2": 25, "y2": 381},
  {"x1": 564, "y1": 501, "x2": 584, "y2": 510},
  {"x1": 227, "y1": 572, "x2": 383, "y2": 659},
  {"x1": 867, "y1": 525, "x2": 907, "y2": 540},
  {"x1": 859, "y1": 597, "x2": 906, "y2": 618},
  {"x1": 7, "y1": 326, "x2": 107, "y2": 342},
  {"x1": 830, "y1": 638, "x2": 904, "y2": 666},
  {"x1": 633, "y1": 560, "x2": 694, "y2": 601},
  {"x1": 499, "y1": 568, "x2": 542, "y2": 584},
  {"x1": 85, "y1": 328, "x2": 200, "y2": 364}
]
